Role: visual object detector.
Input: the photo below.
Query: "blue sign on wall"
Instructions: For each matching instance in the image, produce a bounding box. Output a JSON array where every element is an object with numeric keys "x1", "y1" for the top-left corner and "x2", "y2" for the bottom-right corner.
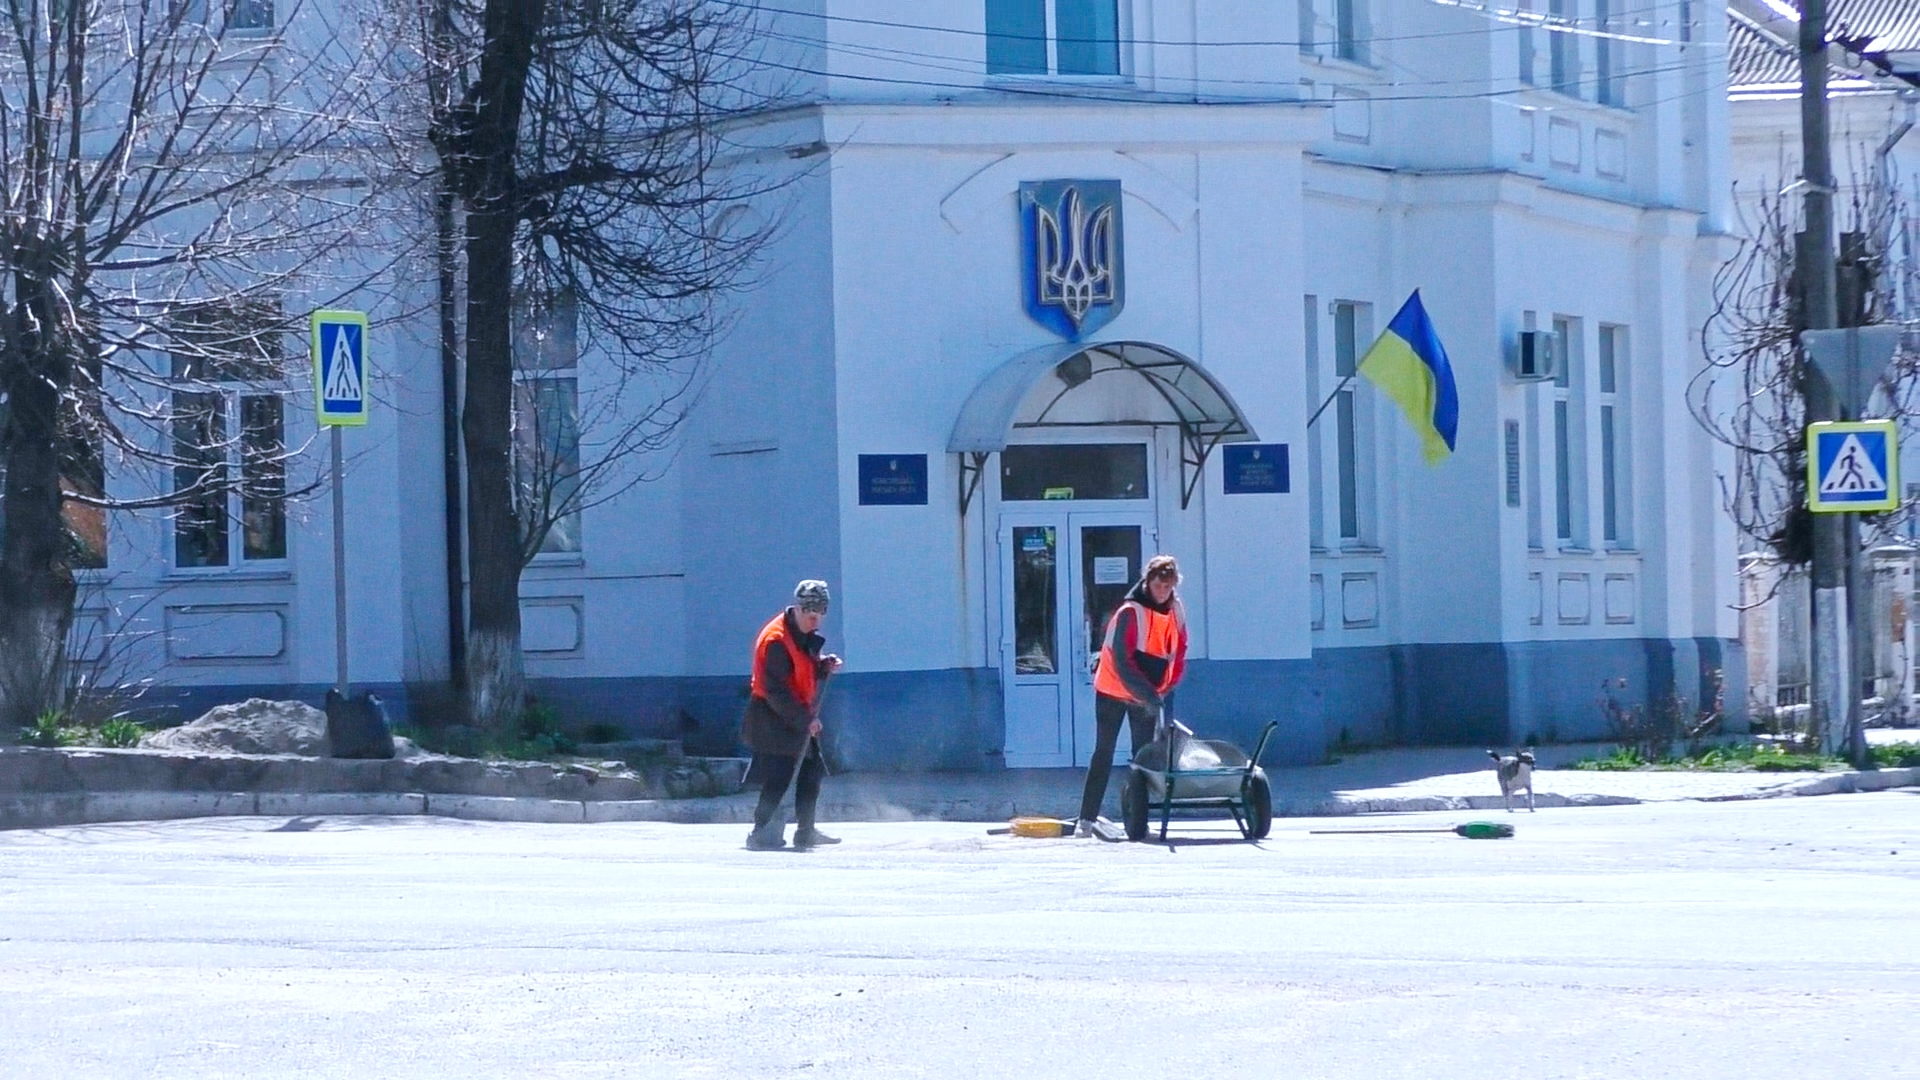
[
  {"x1": 859, "y1": 454, "x2": 929, "y2": 506},
  {"x1": 1222, "y1": 444, "x2": 1289, "y2": 495}
]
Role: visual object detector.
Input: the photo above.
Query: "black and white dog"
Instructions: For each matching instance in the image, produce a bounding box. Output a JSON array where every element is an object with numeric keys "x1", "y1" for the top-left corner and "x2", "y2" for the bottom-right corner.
[{"x1": 1488, "y1": 749, "x2": 1536, "y2": 812}]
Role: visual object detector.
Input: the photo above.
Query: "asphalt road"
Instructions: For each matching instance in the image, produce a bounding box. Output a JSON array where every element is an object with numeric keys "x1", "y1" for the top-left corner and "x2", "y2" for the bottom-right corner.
[{"x1": 3, "y1": 794, "x2": 1918, "y2": 1079}]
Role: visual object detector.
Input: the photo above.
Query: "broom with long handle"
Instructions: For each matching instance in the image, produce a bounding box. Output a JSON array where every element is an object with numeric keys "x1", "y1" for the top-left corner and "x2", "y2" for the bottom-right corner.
[
  {"x1": 784, "y1": 659, "x2": 836, "y2": 833},
  {"x1": 1309, "y1": 822, "x2": 1515, "y2": 839}
]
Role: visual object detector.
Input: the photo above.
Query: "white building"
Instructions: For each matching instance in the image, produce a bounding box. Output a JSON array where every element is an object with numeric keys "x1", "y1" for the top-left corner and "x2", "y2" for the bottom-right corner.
[{"x1": 84, "y1": 0, "x2": 1745, "y2": 769}]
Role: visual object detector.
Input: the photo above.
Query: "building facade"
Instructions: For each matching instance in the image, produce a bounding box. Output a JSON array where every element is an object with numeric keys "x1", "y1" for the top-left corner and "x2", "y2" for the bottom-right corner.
[{"x1": 84, "y1": 0, "x2": 1745, "y2": 768}]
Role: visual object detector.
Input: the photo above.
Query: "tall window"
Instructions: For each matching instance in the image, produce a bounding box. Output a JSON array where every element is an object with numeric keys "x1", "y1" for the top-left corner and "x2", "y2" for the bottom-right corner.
[
  {"x1": 227, "y1": 0, "x2": 273, "y2": 30},
  {"x1": 1548, "y1": 0, "x2": 1579, "y2": 97},
  {"x1": 1518, "y1": 0, "x2": 1536, "y2": 85},
  {"x1": 1304, "y1": 295, "x2": 1325, "y2": 547},
  {"x1": 1598, "y1": 325, "x2": 1627, "y2": 544},
  {"x1": 170, "y1": 0, "x2": 275, "y2": 30},
  {"x1": 987, "y1": 0, "x2": 1121, "y2": 76},
  {"x1": 168, "y1": 302, "x2": 287, "y2": 568},
  {"x1": 61, "y1": 364, "x2": 109, "y2": 570},
  {"x1": 1333, "y1": 300, "x2": 1371, "y2": 542},
  {"x1": 1551, "y1": 316, "x2": 1581, "y2": 545},
  {"x1": 513, "y1": 290, "x2": 582, "y2": 555},
  {"x1": 1298, "y1": 0, "x2": 1316, "y2": 56},
  {"x1": 1523, "y1": 311, "x2": 1544, "y2": 550},
  {"x1": 1594, "y1": 0, "x2": 1619, "y2": 105},
  {"x1": 1335, "y1": 0, "x2": 1368, "y2": 64},
  {"x1": 1677, "y1": 0, "x2": 1693, "y2": 44}
]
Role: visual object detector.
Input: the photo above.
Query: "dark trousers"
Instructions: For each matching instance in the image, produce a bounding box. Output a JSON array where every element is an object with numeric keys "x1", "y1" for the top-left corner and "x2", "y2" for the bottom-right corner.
[
  {"x1": 751, "y1": 741, "x2": 826, "y2": 831},
  {"x1": 1079, "y1": 693, "x2": 1158, "y2": 822}
]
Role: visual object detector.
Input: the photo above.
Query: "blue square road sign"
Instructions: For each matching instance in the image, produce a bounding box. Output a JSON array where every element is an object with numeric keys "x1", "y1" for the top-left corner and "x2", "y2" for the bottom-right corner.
[
  {"x1": 1807, "y1": 420, "x2": 1899, "y2": 513},
  {"x1": 312, "y1": 310, "x2": 369, "y2": 427}
]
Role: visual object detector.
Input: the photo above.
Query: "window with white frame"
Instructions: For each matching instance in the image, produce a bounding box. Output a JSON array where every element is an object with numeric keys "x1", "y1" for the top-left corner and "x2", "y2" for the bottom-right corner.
[
  {"x1": 1523, "y1": 311, "x2": 1545, "y2": 550},
  {"x1": 168, "y1": 302, "x2": 288, "y2": 569},
  {"x1": 1548, "y1": 0, "x2": 1580, "y2": 97},
  {"x1": 0, "y1": 395, "x2": 109, "y2": 569},
  {"x1": 1598, "y1": 324, "x2": 1628, "y2": 545},
  {"x1": 1518, "y1": 0, "x2": 1536, "y2": 84},
  {"x1": 1594, "y1": 0, "x2": 1620, "y2": 105},
  {"x1": 1304, "y1": 295, "x2": 1325, "y2": 548},
  {"x1": 227, "y1": 0, "x2": 274, "y2": 31},
  {"x1": 1334, "y1": 0, "x2": 1369, "y2": 64},
  {"x1": 1551, "y1": 315, "x2": 1585, "y2": 546},
  {"x1": 169, "y1": 0, "x2": 273, "y2": 31},
  {"x1": 1333, "y1": 300, "x2": 1373, "y2": 542},
  {"x1": 986, "y1": 0, "x2": 1121, "y2": 76},
  {"x1": 512, "y1": 290, "x2": 582, "y2": 556}
]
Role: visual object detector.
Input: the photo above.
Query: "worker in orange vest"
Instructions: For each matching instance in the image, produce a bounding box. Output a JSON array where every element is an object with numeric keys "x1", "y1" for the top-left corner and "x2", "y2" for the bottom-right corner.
[
  {"x1": 741, "y1": 580, "x2": 844, "y2": 850},
  {"x1": 1079, "y1": 554, "x2": 1188, "y2": 837}
]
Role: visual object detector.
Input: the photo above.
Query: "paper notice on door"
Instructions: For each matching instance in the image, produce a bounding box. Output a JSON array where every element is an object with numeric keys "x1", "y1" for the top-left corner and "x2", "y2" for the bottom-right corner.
[{"x1": 1093, "y1": 556, "x2": 1131, "y2": 585}]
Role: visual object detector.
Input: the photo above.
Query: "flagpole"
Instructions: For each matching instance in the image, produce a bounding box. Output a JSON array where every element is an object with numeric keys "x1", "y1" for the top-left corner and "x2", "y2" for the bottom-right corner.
[{"x1": 1306, "y1": 373, "x2": 1358, "y2": 429}]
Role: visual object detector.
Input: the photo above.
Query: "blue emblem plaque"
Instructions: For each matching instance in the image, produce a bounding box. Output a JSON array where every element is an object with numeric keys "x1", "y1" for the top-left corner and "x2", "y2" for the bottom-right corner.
[
  {"x1": 858, "y1": 454, "x2": 930, "y2": 506},
  {"x1": 1222, "y1": 444, "x2": 1289, "y2": 495},
  {"x1": 1020, "y1": 180, "x2": 1124, "y2": 340}
]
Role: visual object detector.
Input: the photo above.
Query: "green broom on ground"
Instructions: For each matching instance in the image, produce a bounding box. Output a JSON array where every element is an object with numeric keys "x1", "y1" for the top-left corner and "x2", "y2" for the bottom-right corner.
[{"x1": 1308, "y1": 821, "x2": 1516, "y2": 839}]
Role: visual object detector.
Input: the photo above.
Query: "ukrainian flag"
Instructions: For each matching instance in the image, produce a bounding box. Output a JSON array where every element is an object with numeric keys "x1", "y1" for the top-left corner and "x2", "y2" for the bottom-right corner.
[{"x1": 1357, "y1": 290, "x2": 1459, "y2": 465}]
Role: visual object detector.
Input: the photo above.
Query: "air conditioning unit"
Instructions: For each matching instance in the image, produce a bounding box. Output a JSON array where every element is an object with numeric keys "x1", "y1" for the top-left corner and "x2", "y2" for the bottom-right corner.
[{"x1": 1512, "y1": 330, "x2": 1558, "y2": 382}]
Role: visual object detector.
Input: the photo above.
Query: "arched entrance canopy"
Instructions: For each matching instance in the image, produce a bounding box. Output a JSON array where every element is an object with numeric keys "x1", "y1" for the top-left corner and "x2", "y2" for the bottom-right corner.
[{"x1": 948, "y1": 340, "x2": 1259, "y2": 511}]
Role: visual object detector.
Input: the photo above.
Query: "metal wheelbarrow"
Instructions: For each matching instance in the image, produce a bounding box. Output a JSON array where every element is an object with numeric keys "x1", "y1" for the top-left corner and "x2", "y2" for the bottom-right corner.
[{"x1": 1121, "y1": 717, "x2": 1278, "y2": 842}]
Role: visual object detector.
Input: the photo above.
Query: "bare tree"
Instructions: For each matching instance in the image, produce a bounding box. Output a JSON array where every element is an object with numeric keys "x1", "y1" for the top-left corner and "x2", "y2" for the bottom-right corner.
[
  {"x1": 420, "y1": 0, "x2": 781, "y2": 733},
  {"x1": 1690, "y1": 157, "x2": 1919, "y2": 571},
  {"x1": 0, "y1": 0, "x2": 394, "y2": 731}
]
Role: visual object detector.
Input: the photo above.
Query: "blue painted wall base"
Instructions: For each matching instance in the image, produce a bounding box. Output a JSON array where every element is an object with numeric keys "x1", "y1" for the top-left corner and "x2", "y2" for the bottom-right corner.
[{"x1": 142, "y1": 636, "x2": 1743, "y2": 769}]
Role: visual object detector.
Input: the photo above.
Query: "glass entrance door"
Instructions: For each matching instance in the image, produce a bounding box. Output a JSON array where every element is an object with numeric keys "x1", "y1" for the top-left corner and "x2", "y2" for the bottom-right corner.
[
  {"x1": 1067, "y1": 517, "x2": 1147, "y2": 767},
  {"x1": 999, "y1": 511, "x2": 1152, "y2": 768},
  {"x1": 1000, "y1": 520, "x2": 1070, "y2": 767}
]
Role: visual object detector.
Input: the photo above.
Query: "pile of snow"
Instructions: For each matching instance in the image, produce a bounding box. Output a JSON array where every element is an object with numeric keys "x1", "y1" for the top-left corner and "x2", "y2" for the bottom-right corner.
[{"x1": 140, "y1": 698, "x2": 329, "y2": 756}]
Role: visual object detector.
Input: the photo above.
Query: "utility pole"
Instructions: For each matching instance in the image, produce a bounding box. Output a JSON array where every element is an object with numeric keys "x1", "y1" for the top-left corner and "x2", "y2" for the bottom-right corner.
[{"x1": 1799, "y1": 0, "x2": 1849, "y2": 758}]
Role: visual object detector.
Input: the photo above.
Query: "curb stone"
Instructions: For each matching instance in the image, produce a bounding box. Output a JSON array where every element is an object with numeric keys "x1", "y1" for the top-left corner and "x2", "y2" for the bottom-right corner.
[
  {"x1": 257, "y1": 792, "x2": 428, "y2": 817},
  {"x1": 1, "y1": 767, "x2": 1917, "y2": 831},
  {"x1": 425, "y1": 795, "x2": 585, "y2": 823}
]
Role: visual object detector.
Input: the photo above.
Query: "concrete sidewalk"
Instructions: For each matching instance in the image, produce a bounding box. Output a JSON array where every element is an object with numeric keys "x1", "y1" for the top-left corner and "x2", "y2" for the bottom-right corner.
[
  {"x1": 5, "y1": 738, "x2": 1917, "y2": 829},
  {"x1": 797, "y1": 741, "x2": 1920, "y2": 824}
]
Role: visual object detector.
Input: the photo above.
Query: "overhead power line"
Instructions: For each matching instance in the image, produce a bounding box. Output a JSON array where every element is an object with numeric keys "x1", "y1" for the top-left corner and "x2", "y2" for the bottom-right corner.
[{"x1": 714, "y1": 0, "x2": 1718, "y2": 51}]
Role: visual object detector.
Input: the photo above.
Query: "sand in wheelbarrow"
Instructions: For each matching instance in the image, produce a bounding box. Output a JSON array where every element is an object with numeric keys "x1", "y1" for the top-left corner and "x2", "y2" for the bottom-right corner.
[{"x1": 1132, "y1": 738, "x2": 1250, "y2": 772}]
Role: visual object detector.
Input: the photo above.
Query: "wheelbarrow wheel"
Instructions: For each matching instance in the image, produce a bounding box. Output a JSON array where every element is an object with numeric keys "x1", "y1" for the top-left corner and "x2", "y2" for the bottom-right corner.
[
  {"x1": 1244, "y1": 773, "x2": 1273, "y2": 840},
  {"x1": 1121, "y1": 770, "x2": 1150, "y2": 842}
]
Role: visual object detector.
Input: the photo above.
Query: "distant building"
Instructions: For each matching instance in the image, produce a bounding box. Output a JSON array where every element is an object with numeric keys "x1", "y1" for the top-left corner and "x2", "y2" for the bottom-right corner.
[{"x1": 89, "y1": 1, "x2": 1746, "y2": 767}]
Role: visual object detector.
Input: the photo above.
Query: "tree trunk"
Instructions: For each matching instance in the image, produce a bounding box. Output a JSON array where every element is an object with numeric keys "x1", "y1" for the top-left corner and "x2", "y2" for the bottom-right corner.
[
  {"x1": 457, "y1": 0, "x2": 547, "y2": 735},
  {"x1": 0, "y1": 276, "x2": 78, "y2": 732},
  {"x1": 462, "y1": 200, "x2": 526, "y2": 735}
]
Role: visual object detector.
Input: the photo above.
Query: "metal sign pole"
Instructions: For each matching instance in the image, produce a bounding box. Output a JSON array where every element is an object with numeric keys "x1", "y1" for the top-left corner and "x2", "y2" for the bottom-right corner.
[
  {"x1": 331, "y1": 424, "x2": 349, "y2": 697},
  {"x1": 312, "y1": 309, "x2": 368, "y2": 700},
  {"x1": 1804, "y1": 327, "x2": 1904, "y2": 765}
]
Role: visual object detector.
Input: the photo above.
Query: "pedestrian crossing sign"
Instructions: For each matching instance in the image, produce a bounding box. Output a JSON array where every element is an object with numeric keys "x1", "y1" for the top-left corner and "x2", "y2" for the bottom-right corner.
[
  {"x1": 311, "y1": 310, "x2": 369, "y2": 426},
  {"x1": 1807, "y1": 420, "x2": 1899, "y2": 513}
]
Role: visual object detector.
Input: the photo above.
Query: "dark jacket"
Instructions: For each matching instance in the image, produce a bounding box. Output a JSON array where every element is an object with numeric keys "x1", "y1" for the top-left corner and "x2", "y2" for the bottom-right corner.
[
  {"x1": 1101, "y1": 580, "x2": 1183, "y2": 708},
  {"x1": 741, "y1": 608, "x2": 833, "y2": 757}
]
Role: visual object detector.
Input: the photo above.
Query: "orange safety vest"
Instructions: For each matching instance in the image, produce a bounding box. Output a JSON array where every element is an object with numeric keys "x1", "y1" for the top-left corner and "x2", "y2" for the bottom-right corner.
[
  {"x1": 1093, "y1": 599, "x2": 1186, "y2": 704},
  {"x1": 750, "y1": 612, "x2": 819, "y2": 712}
]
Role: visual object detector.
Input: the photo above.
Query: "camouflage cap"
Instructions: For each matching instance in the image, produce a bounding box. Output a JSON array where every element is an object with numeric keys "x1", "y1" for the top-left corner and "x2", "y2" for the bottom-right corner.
[{"x1": 794, "y1": 579, "x2": 831, "y2": 613}]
